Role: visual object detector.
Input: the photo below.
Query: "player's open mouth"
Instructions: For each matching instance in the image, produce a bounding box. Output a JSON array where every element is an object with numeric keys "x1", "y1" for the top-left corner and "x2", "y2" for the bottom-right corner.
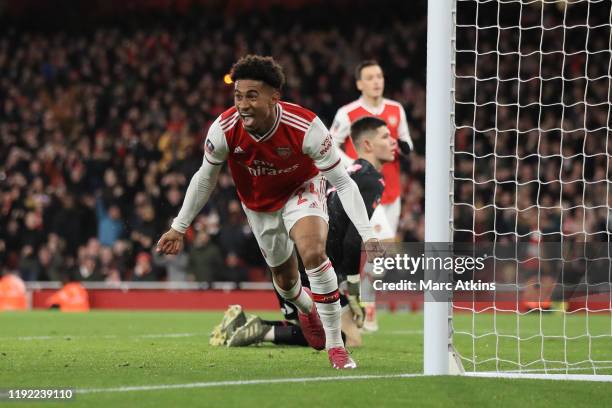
[{"x1": 240, "y1": 114, "x2": 255, "y2": 127}]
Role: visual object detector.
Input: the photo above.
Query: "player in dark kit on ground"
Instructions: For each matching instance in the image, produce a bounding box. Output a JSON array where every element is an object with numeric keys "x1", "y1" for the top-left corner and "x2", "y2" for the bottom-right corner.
[
  {"x1": 157, "y1": 55, "x2": 383, "y2": 369},
  {"x1": 211, "y1": 117, "x2": 396, "y2": 348}
]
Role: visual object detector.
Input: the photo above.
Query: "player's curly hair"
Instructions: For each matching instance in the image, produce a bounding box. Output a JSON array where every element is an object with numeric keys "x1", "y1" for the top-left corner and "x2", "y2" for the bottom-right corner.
[{"x1": 230, "y1": 55, "x2": 285, "y2": 90}]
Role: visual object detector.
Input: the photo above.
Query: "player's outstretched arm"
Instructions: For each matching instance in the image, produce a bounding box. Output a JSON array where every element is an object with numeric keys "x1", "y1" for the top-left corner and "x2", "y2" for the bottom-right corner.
[
  {"x1": 156, "y1": 160, "x2": 222, "y2": 255},
  {"x1": 157, "y1": 118, "x2": 228, "y2": 255}
]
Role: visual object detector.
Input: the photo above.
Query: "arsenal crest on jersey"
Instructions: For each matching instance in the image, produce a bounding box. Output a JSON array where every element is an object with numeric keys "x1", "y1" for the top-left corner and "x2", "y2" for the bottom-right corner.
[
  {"x1": 205, "y1": 139, "x2": 215, "y2": 154},
  {"x1": 276, "y1": 147, "x2": 292, "y2": 159},
  {"x1": 387, "y1": 115, "x2": 398, "y2": 127}
]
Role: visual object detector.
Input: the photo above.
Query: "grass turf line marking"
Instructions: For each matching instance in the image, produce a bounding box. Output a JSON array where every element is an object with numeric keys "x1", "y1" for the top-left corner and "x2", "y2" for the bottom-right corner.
[
  {"x1": 78, "y1": 368, "x2": 612, "y2": 394},
  {"x1": 10, "y1": 333, "x2": 203, "y2": 341},
  {"x1": 78, "y1": 374, "x2": 424, "y2": 394},
  {"x1": 502, "y1": 365, "x2": 612, "y2": 374}
]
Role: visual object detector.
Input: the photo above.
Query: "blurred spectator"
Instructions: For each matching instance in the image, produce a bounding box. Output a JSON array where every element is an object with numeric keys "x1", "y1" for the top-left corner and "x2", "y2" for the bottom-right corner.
[
  {"x1": 131, "y1": 252, "x2": 157, "y2": 282},
  {"x1": 188, "y1": 231, "x2": 225, "y2": 284},
  {"x1": 153, "y1": 251, "x2": 189, "y2": 282},
  {"x1": 218, "y1": 200, "x2": 249, "y2": 257},
  {"x1": 18, "y1": 245, "x2": 40, "y2": 281},
  {"x1": 21, "y1": 212, "x2": 45, "y2": 254},
  {"x1": 130, "y1": 201, "x2": 158, "y2": 254},
  {"x1": 50, "y1": 193, "x2": 84, "y2": 256},
  {"x1": 76, "y1": 254, "x2": 104, "y2": 282},
  {"x1": 98, "y1": 246, "x2": 122, "y2": 284},
  {"x1": 37, "y1": 243, "x2": 64, "y2": 281},
  {"x1": 225, "y1": 253, "x2": 249, "y2": 284},
  {"x1": 95, "y1": 197, "x2": 125, "y2": 247}
]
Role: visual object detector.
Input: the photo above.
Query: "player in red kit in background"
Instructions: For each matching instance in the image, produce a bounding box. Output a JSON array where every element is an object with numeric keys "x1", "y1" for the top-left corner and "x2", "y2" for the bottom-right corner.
[
  {"x1": 156, "y1": 55, "x2": 382, "y2": 369},
  {"x1": 330, "y1": 60, "x2": 414, "y2": 331}
]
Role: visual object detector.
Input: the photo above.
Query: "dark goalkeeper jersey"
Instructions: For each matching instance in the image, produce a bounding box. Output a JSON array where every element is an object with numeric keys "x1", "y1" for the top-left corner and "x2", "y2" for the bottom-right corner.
[{"x1": 325, "y1": 158, "x2": 384, "y2": 280}]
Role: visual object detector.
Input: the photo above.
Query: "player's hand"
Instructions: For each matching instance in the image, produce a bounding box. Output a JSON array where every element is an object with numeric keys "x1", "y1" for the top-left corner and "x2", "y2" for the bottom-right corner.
[
  {"x1": 347, "y1": 295, "x2": 364, "y2": 328},
  {"x1": 340, "y1": 278, "x2": 365, "y2": 328},
  {"x1": 156, "y1": 228, "x2": 184, "y2": 255},
  {"x1": 364, "y1": 238, "x2": 385, "y2": 263},
  {"x1": 347, "y1": 281, "x2": 365, "y2": 328}
]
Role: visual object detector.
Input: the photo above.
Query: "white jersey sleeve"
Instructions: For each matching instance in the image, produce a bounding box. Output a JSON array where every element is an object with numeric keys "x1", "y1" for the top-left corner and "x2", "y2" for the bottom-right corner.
[
  {"x1": 302, "y1": 116, "x2": 342, "y2": 171},
  {"x1": 170, "y1": 117, "x2": 227, "y2": 233},
  {"x1": 398, "y1": 105, "x2": 414, "y2": 151},
  {"x1": 203, "y1": 116, "x2": 229, "y2": 165},
  {"x1": 303, "y1": 117, "x2": 375, "y2": 242},
  {"x1": 330, "y1": 107, "x2": 355, "y2": 167},
  {"x1": 330, "y1": 107, "x2": 351, "y2": 146}
]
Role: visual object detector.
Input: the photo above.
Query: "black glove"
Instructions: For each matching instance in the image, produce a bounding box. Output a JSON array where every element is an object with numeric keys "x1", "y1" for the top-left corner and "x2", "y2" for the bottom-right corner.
[{"x1": 398, "y1": 139, "x2": 412, "y2": 156}]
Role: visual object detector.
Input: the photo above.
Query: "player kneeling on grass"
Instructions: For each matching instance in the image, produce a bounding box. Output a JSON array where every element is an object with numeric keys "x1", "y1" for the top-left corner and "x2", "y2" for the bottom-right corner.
[
  {"x1": 157, "y1": 55, "x2": 383, "y2": 369},
  {"x1": 210, "y1": 117, "x2": 395, "y2": 349}
]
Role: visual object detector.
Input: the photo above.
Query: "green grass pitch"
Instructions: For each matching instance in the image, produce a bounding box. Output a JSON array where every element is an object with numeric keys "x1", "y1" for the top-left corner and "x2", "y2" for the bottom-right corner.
[{"x1": 1, "y1": 310, "x2": 611, "y2": 407}]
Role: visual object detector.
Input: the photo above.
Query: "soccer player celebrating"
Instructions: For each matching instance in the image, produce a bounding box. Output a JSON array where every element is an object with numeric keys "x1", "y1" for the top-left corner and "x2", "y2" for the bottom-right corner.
[
  {"x1": 156, "y1": 55, "x2": 381, "y2": 369},
  {"x1": 331, "y1": 60, "x2": 414, "y2": 331},
  {"x1": 215, "y1": 117, "x2": 396, "y2": 349}
]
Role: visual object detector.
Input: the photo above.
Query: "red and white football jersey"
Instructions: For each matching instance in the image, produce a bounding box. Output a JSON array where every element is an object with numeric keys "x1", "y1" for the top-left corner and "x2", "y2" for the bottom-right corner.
[
  {"x1": 204, "y1": 101, "x2": 341, "y2": 212},
  {"x1": 330, "y1": 97, "x2": 412, "y2": 205}
]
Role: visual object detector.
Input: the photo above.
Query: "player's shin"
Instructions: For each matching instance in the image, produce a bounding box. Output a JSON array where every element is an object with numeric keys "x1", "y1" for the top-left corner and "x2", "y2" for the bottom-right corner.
[
  {"x1": 272, "y1": 277, "x2": 313, "y2": 314},
  {"x1": 306, "y1": 259, "x2": 343, "y2": 349}
]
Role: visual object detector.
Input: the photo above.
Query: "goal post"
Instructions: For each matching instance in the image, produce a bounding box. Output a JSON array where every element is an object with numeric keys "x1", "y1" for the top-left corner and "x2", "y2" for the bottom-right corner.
[
  {"x1": 424, "y1": 0, "x2": 455, "y2": 375},
  {"x1": 425, "y1": 0, "x2": 612, "y2": 379}
]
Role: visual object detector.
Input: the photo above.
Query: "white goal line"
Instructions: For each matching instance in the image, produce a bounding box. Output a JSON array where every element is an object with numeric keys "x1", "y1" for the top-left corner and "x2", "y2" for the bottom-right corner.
[
  {"x1": 78, "y1": 373, "x2": 424, "y2": 394},
  {"x1": 78, "y1": 370, "x2": 612, "y2": 394},
  {"x1": 465, "y1": 372, "x2": 612, "y2": 382}
]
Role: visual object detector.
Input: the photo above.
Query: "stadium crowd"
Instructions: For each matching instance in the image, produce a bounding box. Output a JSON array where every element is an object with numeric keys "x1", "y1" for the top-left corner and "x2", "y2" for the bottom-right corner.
[
  {"x1": 0, "y1": 3, "x2": 427, "y2": 282},
  {"x1": 1, "y1": 1, "x2": 609, "y2": 283},
  {"x1": 453, "y1": 0, "x2": 611, "y2": 248}
]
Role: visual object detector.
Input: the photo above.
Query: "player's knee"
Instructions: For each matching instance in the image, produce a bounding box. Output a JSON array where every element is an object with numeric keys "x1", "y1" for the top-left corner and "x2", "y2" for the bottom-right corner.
[{"x1": 298, "y1": 245, "x2": 327, "y2": 270}]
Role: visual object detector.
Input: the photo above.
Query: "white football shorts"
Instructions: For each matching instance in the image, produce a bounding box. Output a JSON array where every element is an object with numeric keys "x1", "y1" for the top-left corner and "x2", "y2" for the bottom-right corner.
[
  {"x1": 381, "y1": 197, "x2": 400, "y2": 238},
  {"x1": 242, "y1": 175, "x2": 328, "y2": 267}
]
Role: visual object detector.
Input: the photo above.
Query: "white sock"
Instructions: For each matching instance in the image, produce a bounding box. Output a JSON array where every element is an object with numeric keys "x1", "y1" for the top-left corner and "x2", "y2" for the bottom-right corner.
[
  {"x1": 273, "y1": 277, "x2": 313, "y2": 314},
  {"x1": 263, "y1": 327, "x2": 274, "y2": 342},
  {"x1": 306, "y1": 259, "x2": 343, "y2": 350}
]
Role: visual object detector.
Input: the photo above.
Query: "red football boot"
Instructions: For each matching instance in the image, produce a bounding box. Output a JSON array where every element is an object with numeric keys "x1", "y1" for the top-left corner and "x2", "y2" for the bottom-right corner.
[
  {"x1": 328, "y1": 347, "x2": 357, "y2": 370},
  {"x1": 297, "y1": 288, "x2": 326, "y2": 350}
]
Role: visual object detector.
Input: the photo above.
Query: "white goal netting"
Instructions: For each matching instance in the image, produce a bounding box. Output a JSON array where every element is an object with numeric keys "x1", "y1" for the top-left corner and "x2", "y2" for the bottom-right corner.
[{"x1": 451, "y1": 0, "x2": 612, "y2": 375}]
